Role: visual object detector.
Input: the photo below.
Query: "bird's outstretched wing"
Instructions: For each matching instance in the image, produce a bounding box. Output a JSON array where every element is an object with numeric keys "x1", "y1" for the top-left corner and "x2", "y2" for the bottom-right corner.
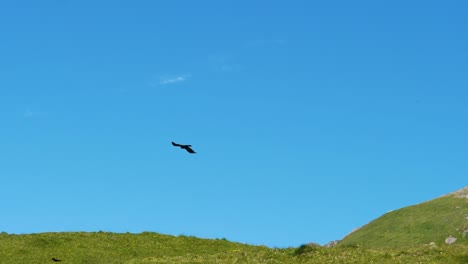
[
  {"x1": 184, "y1": 146, "x2": 196, "y2": 153},
  {"x1": 172, "y1": 141, "x2": 196, "y2": 154},
  {"x1": 172, "y1": 141, "x2": 182, "y2": 147}
]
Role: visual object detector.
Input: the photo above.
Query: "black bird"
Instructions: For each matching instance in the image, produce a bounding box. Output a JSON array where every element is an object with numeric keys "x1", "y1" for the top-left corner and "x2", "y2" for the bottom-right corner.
[
  {"x1": 51, "y1": 258, "x2": 61, "y2": 262},
  {"x1": 172, "y1": 141, "x2": 196, "y2": 154}
]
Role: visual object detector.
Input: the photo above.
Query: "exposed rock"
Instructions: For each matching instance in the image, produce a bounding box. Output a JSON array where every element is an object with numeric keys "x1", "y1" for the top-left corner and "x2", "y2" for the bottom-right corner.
[
  {"x1": 447, "y1": 186, "x2": 468, "y2": 199},
  {"x1": 324, "y1": 240, "x2": 340, "y2": 248},
  {"x1": 445, "y1": 235, "x2": 457, "y2": 245}
]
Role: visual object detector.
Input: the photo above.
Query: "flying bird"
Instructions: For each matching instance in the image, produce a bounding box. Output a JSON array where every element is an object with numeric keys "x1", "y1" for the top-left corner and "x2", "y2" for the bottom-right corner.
[
  {"x1": 172, "y1": 141, "x2": 196, "y2": 154},
  {"x1": 51, "y1": 258, "x2": 61, "y2": 262}
]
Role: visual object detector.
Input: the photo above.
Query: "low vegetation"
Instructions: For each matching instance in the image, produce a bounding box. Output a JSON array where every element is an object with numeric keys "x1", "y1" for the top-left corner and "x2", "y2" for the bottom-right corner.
[
  {"x1": 0, "y1": 232, "x2": 467, "y2": 263},
  {"x1": 2, "y1": 187, "x2": 467, "y2": 263},
  {"x1": 340, "y1": 190, "x2": 468, "y2": 248}
]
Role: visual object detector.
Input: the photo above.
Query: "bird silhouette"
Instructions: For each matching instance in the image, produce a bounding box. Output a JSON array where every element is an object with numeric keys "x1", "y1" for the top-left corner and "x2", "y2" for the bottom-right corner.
[
  {"x1": 51, "y1": 258, "x2": 61, "y2": 262},
  {"x1": 172, "y1": 141, "x2": 196, "y2": 153}
]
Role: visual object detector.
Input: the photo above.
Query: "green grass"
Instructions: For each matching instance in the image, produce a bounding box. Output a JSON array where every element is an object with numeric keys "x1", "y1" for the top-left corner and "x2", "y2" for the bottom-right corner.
[
  {"x1": 1, "y1": 232, "x2": 467, "y2": 263},
  {"x1": 0, "y1": 232, "x2": 264, "y2": 263},
  {"x1": 2, "y1": 188, "x2": 467, "y2": 263},
  {"x1": 340, "y1": 192, "x2": 468, "y2": 248},
  {"x1": 135, "y1": 245, "x2": 468, "y2": 264}
]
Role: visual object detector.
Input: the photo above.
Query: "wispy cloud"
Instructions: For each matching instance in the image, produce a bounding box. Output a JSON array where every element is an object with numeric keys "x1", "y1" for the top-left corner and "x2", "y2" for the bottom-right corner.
[
  {"x1": 151, "y1": 73, "x2": 191, "y2": 86},
  {"x1": 209, "y1": 53, "x2": 241, "y2": 73},
  {"x1": 160, "y1": 75, "x2": 188, "y2": 84},
  {"x1": 22, "y1": 108, "x2": 45, "y2": 118},
  {"x1": 219, "y1": 63, "x2": 241, "y2": 72},
  {"x1": 23, "y1": 109, "x2": 34, "y2": 118}
]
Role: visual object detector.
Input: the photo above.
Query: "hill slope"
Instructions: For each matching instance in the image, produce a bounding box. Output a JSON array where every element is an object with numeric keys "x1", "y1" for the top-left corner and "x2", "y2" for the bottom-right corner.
[
  {"x1": 1, "y1": 231, "x2": 468, "y2": 263},
  {"x1": 339, "y1": 187, "x2": 468, "y2": 248},
  {"x1": 1, "y1": 187, "x2": 468, "y2": 263},
  {"x1": 0, "y1": 232, "x2": 271, "y2": 264}
]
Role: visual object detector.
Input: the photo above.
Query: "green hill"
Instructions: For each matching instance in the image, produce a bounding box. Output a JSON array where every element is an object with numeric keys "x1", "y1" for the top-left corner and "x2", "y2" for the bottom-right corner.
[
  {"x1": 1, "y1": 231, "x2": 467, "y2": 263},
  {"x1": 0, "y1": 232, "x2": 276, "y2": 264},
  {"x1": 1, "y1": 187, "x2": 468, "y2": 263},
  {"x1": 339, "y1": 187, "x2": 468, "y2": 248}
]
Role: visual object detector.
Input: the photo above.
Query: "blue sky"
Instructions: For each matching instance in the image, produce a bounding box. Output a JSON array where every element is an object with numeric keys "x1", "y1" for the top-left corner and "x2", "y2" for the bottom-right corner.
[{"x1": 0, "y1": 0, "x2": 467, "y2": 247}]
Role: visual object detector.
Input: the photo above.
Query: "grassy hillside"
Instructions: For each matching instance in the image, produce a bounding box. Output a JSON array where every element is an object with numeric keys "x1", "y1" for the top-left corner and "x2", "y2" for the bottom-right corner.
[
  {"x1": 340, "y1": 187, "x2": 468, "y2": 248},
  {"x1": 0, "y1": 232, "x2": 265, "y2": 264},
  {"x1": 0, "y1": 232, "x2": 467, "y2": 263},
  {"x1": 2, "y1": 187, "x2": 468, "y2": 263}
]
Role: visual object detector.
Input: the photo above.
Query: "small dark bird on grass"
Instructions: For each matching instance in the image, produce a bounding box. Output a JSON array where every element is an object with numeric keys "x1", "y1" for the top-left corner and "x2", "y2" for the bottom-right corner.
[
  {"x1": 51, "y1": 258, "x2": 61, "y2": 262},
  {"x1": 172, "y1": 141, "x2": 196, "y2": 154}
]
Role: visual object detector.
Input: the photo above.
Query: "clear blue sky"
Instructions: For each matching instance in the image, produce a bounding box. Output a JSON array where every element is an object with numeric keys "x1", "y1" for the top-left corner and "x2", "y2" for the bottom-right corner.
[{"x1": 1, "y1": 0, "x2": 467, "y2": 247}]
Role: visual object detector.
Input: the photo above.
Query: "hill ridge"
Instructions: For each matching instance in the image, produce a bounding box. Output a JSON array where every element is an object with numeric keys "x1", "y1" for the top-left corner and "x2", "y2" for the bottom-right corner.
[
  {"x1": 339, "y1": 186, "x2": 468, "y2": 248},
  {"x1": 446, "y1": 186, "x2": 468, "y2": 198}
]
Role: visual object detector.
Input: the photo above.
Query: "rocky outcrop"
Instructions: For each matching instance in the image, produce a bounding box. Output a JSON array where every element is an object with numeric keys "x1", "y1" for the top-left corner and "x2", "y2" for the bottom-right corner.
[
  {"x1": 447, "y1": 186, "x2": 468, "y2": 199},
  {"x1": 445, "y1": 235, "x2": 457, "y2": 245},
  {"x1": 324, "y1": 240, "x2": 340, "y2": 248}
]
